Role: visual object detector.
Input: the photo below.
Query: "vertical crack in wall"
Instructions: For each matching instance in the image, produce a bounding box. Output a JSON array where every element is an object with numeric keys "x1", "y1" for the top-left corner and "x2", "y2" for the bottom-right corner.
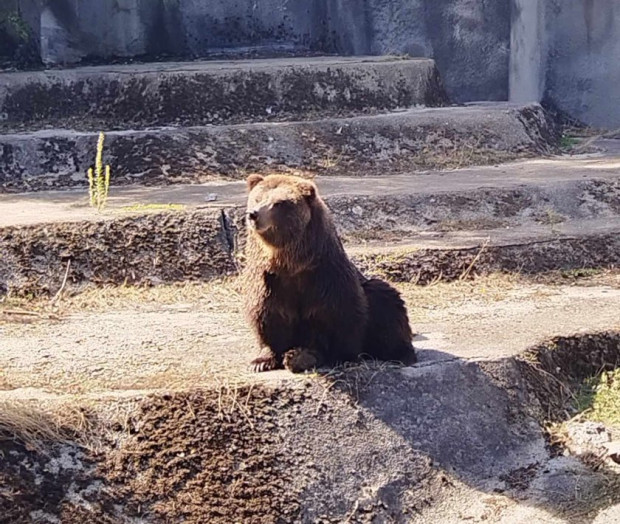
[{"x1": 219, "y1": 208, "x2": 242, "y2": 272}]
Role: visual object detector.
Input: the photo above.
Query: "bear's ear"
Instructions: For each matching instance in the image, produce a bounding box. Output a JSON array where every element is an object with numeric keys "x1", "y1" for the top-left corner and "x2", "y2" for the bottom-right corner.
[
  {"x1": 300, "y1": 181, "x2": 316, "y2": 201},
  {"x1": 246, "y1": 174, "x2": 264, "y2": 191}
]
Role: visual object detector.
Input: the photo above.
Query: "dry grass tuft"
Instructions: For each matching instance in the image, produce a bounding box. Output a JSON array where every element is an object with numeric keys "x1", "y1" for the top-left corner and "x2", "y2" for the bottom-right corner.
[
  {"x1": 312, "y1": 359, "x2": 403, "y2": 406},
  {"x1": 0, "y1": 277, "x2": 242, "y2": 322},
  {"x1": 0, "y1": 400, "x2": 93, "y2": 452},
  {"x1": 0, "y1": 396, "x2": 142, "y2": 454},
  {"x1": 1, "y1": 270, "x2": 618, "y2": 328}
]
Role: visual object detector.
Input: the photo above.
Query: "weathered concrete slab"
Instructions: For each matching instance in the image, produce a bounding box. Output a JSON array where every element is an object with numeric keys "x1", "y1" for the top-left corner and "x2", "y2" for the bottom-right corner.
[
  {"x1": 1, "y1": 277, "x2": 619, "y2": 520},
  {"x1": 0, "y1": 210, "x2": 237, "y2": 296},
  {"x1": 0, "y1": 103, "x2": 558, "y2": 192},
  {"x1": 1, "y1": 148, "x2": 620, "y2": 295},
  {"x1": 0, "y1": 56, "x2": 446, "y2": 131},
  {"x1": 1, "y1": 151, "x2": 618, "y2": 230},
  {"x1": 1, "y1": 210, "x2": 619, "y2": 296}
]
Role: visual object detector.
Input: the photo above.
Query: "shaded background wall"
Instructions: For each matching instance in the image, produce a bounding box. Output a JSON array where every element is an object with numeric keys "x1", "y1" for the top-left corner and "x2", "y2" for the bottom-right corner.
[
  {"x1": 0, "y1": 0, "x2": 513, "y2": 103},
  {"x1": 0, "y1": 0, "x2": 38, "y2": 67},
  {"x1": 1, "y1": 0, "x2": 619, "y2": 128},
  {"x1": 543, "y1": 0, "x2": 620, "y2": 129}
]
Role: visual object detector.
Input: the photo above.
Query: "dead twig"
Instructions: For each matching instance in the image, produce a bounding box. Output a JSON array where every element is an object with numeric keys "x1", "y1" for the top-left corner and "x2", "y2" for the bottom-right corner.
[
  {"x1": 571, "y1": 127, "x2": 620, "y2": 154},
  {"x1": 1, "y1": 309, "x2": 61, "y2": 321},
  {"x1": 51, "y1": 260, "x2": 71, "y2": 307},
  {"x1": 459, "y1": 238, "x2": 490, "y2": 281},
  {"x1": 1, "y1": 309, "x2": 42, "y2": 317}
]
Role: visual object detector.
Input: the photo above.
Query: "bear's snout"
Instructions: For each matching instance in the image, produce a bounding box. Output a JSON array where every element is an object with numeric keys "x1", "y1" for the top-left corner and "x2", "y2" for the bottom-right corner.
[{"x1": 247, "y1": 207, "x2": 272, "y2": 233}]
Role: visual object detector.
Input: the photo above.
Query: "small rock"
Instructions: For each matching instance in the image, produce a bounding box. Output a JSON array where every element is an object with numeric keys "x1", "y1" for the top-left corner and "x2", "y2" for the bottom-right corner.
[
  {"x1": 604, "y1": 441, "x2": 620, "y2": 463},
  {"x1": 352, "y1": 206, "x2": 364, "y2": 216}
]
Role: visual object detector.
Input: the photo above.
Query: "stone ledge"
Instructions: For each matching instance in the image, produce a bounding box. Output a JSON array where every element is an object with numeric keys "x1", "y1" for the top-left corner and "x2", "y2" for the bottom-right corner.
[
  {"x1": 0, "y1": 103, "x2": 558, "y2": 192},
  {"x1": 0, "y1": 56, "x2": 446, "y2": 131}
]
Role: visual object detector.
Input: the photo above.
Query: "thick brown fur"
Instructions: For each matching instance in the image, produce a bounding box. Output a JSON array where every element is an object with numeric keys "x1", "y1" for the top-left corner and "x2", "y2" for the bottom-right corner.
[{"x1": 242, "y1": 174, "x2": 416, "y2": 373}]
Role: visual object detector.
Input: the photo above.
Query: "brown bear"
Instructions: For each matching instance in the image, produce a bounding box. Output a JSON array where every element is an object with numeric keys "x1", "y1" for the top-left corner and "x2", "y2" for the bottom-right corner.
[{"x1": 242, "y1": 173, "x2": 416, "y2": 373}]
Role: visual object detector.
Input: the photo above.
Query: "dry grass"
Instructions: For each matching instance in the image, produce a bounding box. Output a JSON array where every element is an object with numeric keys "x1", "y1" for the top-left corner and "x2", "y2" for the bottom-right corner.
[
  {"x1": 436, "y1": 218, "x2": 509, "y2": 232},
  {"x1": 536, "y1": 268, "x2": 620, "y2": 287},
  {"x1": 314, "y1": 358, "x2": 406, "y2": 406},
  {"x1": 399, "y1": 272, "x2": 550, "y2": 308},
  {"x1": 1, "y1": 270, "x2": 618, "y2": 324},
  {"x1": 535, "y1": 208, "x2": 567, "y2": 226},
  {"x1": 0, "y1": 277, "x2": 242, "y2": 321},
  {"x1": 63, "y1": 277, "x2": 242, "y2": 312},
  {"x1": 0, "y1": 273, "x2": 523, "y2": 323},
  {"x1": 119, "y1": 203, "x2": 186, "y2": 213},
  {"x1": 0, "y1": 395, "x2": 144, "y2": 454},
  {"x1": 342, "y1": 229, "x2": 417, "y2": 244},
  {"x1": 0, "y1": 399, "x2": 93, "y2": 452}
]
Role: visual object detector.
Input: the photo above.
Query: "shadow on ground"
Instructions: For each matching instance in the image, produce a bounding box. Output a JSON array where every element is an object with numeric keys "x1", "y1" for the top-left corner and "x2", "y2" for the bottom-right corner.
[{"x1": 316, "y1": 332, "x2": 620, "y2": 522}]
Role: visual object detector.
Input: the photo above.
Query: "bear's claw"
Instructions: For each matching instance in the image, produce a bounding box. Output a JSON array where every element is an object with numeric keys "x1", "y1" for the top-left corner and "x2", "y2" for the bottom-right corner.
[{"x1": 250, "y1": 355, "x2": 282, "y2": 373}]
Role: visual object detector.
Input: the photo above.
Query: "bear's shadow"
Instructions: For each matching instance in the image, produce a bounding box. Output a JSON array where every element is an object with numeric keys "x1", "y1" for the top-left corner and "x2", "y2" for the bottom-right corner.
[{"x1": 315, "y1": 345, "x2": 620, "y2": 522}]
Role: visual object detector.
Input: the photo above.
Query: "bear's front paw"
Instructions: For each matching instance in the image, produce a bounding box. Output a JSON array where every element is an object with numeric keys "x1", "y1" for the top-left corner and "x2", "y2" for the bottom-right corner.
[
  {"x1": 250, "y1": 355, "x2": 283, "y2": 373},
  {"x1": 283, "y1": 348, "x2": 322, "y2": 373}
]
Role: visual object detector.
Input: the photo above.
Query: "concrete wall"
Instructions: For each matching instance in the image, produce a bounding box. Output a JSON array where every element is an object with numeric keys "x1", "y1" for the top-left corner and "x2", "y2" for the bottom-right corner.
[
  {"x1": 543, "y1": 0, "x2": 620, "y2": 128},
  {"x1": 3, "y1": 0, "x2": 620, "y2": 127},
  {"x1": 509, "y1": 0, "x2": 620, "y2": 128},
  {"x1": 29, "y1": 0, "x2": 362, "y2": 63},
  {"x1": 366, "y1": 0, "x2": 511, "y2": 102},
  {"x1": 510, "y1": 0, "x2": 546, "y2": 104},
  {"x1": 8, "y1": 0, "x2": 511, "y2": 103},
  {"x1": 0, "y1": 0, "x2": 39, "y2": 66}
]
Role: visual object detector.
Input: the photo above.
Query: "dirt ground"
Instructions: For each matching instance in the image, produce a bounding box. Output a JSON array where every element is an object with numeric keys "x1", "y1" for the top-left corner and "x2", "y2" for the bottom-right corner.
[
  {"x1": 0, "y1": 387, "x2": 306, "y2": 523},
  {"x1": 1, "y1": 273, "x2": 620, "y2": 523},
  {"x1": 1, "y1": 273, "x2": 619, "y2": 394}
]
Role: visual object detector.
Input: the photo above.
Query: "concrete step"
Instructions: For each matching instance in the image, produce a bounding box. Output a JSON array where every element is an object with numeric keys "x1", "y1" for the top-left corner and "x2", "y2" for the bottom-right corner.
[
  {"x1": 2, "y1": 150, "x2": 619, "y2": 295},
  {"x1": 0, "y1": 56, "x2": 446, "y2": 132},
  {"x1": 351, "y1": 218, "x2": 620, "y2": 283},
  {"x1": 2, "y1": 209, "x2": 619, "y2": 297},
  {"x1": 0, "y1": 103, "x2": 559, "y2": 192},
  {"x1": 2, "y1": 148, "x2": 618, "y2": 230}
]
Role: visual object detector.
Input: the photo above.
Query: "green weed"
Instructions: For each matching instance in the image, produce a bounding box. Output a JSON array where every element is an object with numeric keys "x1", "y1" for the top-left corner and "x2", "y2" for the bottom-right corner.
[
  {"x1": 575, "y1": 369, "x2": 620, "y2": 429},
  {"x1": 560, "y1": 135, "x2": 579, "y2": 150},
  {"x1": 87, "y1": 132, "x2": 111, "y2": 212}
]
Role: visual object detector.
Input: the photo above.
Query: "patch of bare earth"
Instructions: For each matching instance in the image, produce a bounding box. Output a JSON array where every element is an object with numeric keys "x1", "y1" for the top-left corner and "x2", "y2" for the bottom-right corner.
[{"x1": 0, "y1": 388, "x2": 299, "y2": 523}]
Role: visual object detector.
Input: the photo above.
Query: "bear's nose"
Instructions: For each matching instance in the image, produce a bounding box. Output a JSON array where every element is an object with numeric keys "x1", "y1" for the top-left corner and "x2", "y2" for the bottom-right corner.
[{"x1": 247, "y1": 210, "x2": 259, "y2": 221}]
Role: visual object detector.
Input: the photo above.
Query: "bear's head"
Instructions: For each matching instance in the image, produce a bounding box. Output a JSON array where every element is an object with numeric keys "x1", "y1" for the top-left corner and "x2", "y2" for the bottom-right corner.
[{"x1": 245, "y1": 174, "x2": 317, "y2": 248}]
